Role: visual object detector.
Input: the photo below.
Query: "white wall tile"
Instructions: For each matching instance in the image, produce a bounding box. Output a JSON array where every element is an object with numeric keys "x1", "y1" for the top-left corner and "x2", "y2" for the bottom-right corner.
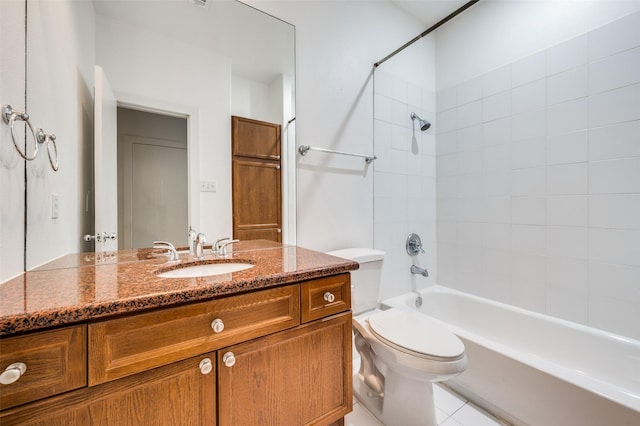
[
  {"x1": 437, "y1": 222, "x2": 457, "y2": 243},
  {"x1": 482, "y1": 117, "x2": 511, "y2": 147},
  {"x1": 512, "y1": 51, "x2": 546, "y2": 88},
  {"x1": 547, "y1": 163, "x2": 588, "y2": 195},
  {"x1": 589, "y1": 194, "x2": 640, "y2": 229},
  {"x1": 511, "y1": 252, "x2": 546, "y2": 311},
  {"x1": 482, "y1": 90, "x2": 511, "y2": 123},
  {"x1": 391, "y1": 148, "x2": 408, "y2": 174},
  {"x1": 589, "y1": 261, "x2": 640, "y2": 303},
  {"x1": 483, "y1": 65, "x2": 511, "y2": 96},
  {"x1": 458, "y1": 151, "x2": 482, "y2": 174},
  {"x1": 590, "y1": 47, "x2": 640, "y2": 95},
  {"x1": 457, "y1": 100, "x2": 482, "y2": 128},
  {"x1": 483, "y1": 144, "x2": 511, "y2": 172},
  {"x1": 457, "y1": 125, "x2": 482, "y2": 152},
  {"x1": 589, "y1": 228, "x2": 640, "y2": 267},
  {"x1": 547, "y1": 226, "x2": 588, "y2": 259},
  {"x1": 512, "y1": 196, "x2": 546, "y2": 225},
  {"x1": 437, "y1": 108, "x2": 458, "y2": 134},
  {"x1": 511, "y1": 167, "x2": 546, "y2": 196},
  {"x1": 437, "y1": 198, "x2": 458, "y2": 222},
  {"x1": 589, "y1": 11, "x2": 640, "y2": 61},
  {"x1": 546, "y1": 130, "x2": 588, "y2": 165},
  {"x1": 457, "y1": 76, "x2": 483, "y2": 105},
  {"x1": 547, "y1": 97, "x2": 588, "y2": 137},
  {"x1": 458, "y1": 173, "x2": 483, "y2": 197},
  {"x1": 512, "y1": 108, "x2": 546, "y2": 141},
  {"x1": 374, "y1": 196, "x2": 393, "y2": 224},
  {"x1": 437, "y1": 86, "x2": 457, "y2": 112},
  {"x1": 457, "y1": 198, "x2": 483, "y2": 222},
  {"x1": 547, "y1": 195, "x2": 588, "y2": 227},
  {"x1": 437, "y1": 130, "x2": 458, "y2": 156},
  {"x1": 391, "y1": 124, "x2": 409, "y2": 150},
  {"x1": 374, "y1": 119, "x2": 392, "y2": 148},
  {"x1": 511, "y1": 137, "x2": 546, "y2": 169},
  {"x1": 390, "y1": 98, "x2": 408, "y2": 126},
  {"x1": 589, "y1": 120, "x2": 640, "y2": 161},
  {"x1": 589, "y1": 157, "x2": 640, "y2": 194},
  {"x1": 589, "y1": 83, "x2": 640, "y2": 128},
  {"x1": 546, "y1": 286, "x2": 588, "y2": 324},
  {"x1": 437, "y1": 175, "x2": 457, "y2": 198},
  {"x1": 423, "y1": 89, "x2": 436, "y2": 113},
  {"x1": 483, "y1": 171, "x2": 511, "y2": 197},
  {"x1": 391, "y1": 74, "x2": 408, "y2": 103},
  {"x1": 374, "y1": 172, "x2": 393, "y2": 197},
  {"x1": 512, "y1": 79, "x2": 546, "y2": 115},
  {"x1": 546, "y1": 34, "x2": 588, "y2": 76},
  {"x1": 457, "y1": 222, "x2": 484, "y2": 246},
  {"x1": 374, "y1": 144, "x2": 392, "y2": 173},
  {"x1": 511, "y1": 225, "x2": 546, "y2": 255},
  {"x1": 374, "y1": 94, "x2": 392, "y2": 122},
  {"x1": 547, "y1": 256, "x2": 588, "y2": 290},
  {"x1": 483, "y1": 197, "x2": 511, "y2": 223},
  {"x1": 589, "y1": 296, "x2": 640, "y2": 340},
  {"x1": 483, "y1": 223, "x2": 511, "y2": 250},
  {"x1": 546, "y1": 65, "x2": 588, "y2": 105}
]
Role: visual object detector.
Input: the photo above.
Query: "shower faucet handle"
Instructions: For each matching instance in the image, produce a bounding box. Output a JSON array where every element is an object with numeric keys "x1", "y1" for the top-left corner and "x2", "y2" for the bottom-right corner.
[{"x1": 406, "y1": 233, "x2": 425, "y2": 256}]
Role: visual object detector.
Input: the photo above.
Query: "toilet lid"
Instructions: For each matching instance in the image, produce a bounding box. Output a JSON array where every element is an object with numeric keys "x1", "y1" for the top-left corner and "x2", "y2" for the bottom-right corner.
[{"x1": 368, "y1": 309, "x2": 465, "y2": 359}]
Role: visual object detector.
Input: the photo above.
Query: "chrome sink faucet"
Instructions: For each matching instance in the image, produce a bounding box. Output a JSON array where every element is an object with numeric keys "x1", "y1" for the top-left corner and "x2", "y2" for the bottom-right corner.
[
  {"x1": 153, "y1": 241, "x2": 180, "y2": 262},
  {"x1": 188, "y1": 226, "x2": 197, "y2": 256},
  {"x1": 219, "y1": 239, "x2": 240, "y2": 257},
  {"x1": 213, "y1": 237, "x2": 231, "y2": 256},
  {"x1": 195, "y1": 233, "x2": 207, "y2": 259}
]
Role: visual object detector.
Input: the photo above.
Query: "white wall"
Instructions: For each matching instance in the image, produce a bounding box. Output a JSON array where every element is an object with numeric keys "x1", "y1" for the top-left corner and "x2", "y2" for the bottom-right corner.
[
  {"x1": 245, "y1": 0, "x2": 429, "y2": 258},
  {"x1": 25, "y1": 0, "x2": 95, "y2": 270},
  {"x1": 0, "y1": 0, "x2": 26, "y2": 281},
  {"x1": 232, "y1": 74, "x2": 281, "y2": 124},
  {"x1": 95, "y1": 16, "x2": 232, "y2": 244},
  {"x1": 435, "y1": 5, "x2": 640, "y2": 340}
]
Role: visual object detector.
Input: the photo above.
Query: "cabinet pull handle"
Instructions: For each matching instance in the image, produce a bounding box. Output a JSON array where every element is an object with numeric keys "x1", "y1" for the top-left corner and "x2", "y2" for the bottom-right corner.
[
  {"x1": 324, "y1": 292, "x2": 335, "y2": 303},
  {"x1": 211, "y1": 318, "x2": 225, "y2": 333},
  {"x1": 223, "y1": 352, "x2": 236, "y2": 368},
  {"x1": 0, "y1": 362, "x2": 27, "y2": 385},
  {"x1": 199, "y1": 358, "x2": 213, "y2": 375}
]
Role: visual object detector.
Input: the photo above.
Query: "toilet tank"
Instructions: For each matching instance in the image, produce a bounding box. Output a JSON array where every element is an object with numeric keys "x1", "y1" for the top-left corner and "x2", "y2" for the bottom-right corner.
[{"x1": 326, "y1": 248, "x2": 385, "y2": 315}]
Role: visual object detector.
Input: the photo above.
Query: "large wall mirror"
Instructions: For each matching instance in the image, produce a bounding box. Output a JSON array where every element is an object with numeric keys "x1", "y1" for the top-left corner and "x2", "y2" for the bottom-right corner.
[{"x1": 24, "y1": 0, "x2": 295, "y2": 270}]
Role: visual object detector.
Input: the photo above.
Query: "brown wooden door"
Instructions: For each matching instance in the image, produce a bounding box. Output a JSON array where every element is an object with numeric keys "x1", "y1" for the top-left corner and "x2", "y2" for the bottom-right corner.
[
  {"x1": 217, "y1": 313, "x2": 353, "y2": 426},
  {"x1": 231, "y1": 116, "x2": 282, "y2": 242},
  {"x1": 1, "y1": 353, "x2": 216, "y2": 426}
]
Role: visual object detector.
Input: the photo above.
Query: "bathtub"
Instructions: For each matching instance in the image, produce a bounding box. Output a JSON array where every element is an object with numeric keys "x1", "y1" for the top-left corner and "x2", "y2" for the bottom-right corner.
[{"x1": 382, "y1": 285, "x2": 640, "y2": 426}]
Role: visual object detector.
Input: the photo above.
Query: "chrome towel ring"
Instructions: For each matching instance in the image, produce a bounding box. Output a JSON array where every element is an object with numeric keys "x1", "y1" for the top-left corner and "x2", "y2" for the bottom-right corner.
[
  {"x1": 2, "y1": 104, "x2": 59, "y2": 171},
  {"x1": 2, "y1": 104, "x2": 38, "y2": 161}
]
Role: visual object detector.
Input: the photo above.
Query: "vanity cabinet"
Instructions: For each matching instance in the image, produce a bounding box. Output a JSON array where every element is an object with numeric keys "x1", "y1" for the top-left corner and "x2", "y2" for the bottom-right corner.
[{"x1": 0, "y1": 274, "x2": 352, "y2": 425}]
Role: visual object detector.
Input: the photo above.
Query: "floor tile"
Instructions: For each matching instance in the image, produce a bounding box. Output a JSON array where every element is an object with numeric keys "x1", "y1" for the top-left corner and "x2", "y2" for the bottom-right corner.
[
  {"x1": 434, "y1": 384, "x2": 467, "y2": 415},
  {"x1": 450, "y1": 403, "x2": 504, "y2": 426},
  {"x1": 344, "y1": 402, "x2": 384, "y2": 426}
]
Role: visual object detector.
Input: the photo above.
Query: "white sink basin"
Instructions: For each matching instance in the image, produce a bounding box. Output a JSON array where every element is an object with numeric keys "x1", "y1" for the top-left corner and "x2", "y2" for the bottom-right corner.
[{"x1": 157, "y1": 262, "x2": 254, "y2": 278}]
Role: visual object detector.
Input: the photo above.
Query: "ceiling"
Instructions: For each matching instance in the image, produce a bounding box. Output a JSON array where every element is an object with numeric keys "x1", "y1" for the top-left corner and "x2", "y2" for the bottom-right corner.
[{"x1": 390, "y1": 0, "x2": 473, "y2": 27}]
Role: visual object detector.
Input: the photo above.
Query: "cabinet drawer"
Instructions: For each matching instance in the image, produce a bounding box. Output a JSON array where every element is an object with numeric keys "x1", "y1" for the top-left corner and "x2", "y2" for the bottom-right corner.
[
  {"x1": 0, "y1": 325, "x2": 87, "y2": 410},
  {"x1": 301, "y1": 274, "x2": 351, "y2": 323},
  {"x1": 89, "y1": 285, "x2": 299, "y2": 385}
]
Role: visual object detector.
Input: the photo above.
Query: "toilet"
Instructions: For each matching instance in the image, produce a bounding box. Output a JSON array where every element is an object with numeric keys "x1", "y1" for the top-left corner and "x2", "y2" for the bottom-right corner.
[{"x1": 327, "y1": 248, "x2": 467, "y2": 426}]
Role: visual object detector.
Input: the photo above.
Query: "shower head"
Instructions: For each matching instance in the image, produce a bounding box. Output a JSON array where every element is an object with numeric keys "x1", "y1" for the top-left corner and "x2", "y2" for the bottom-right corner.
[{"x1": 410, "y1": 112, "x2": 431, "y2": 131}]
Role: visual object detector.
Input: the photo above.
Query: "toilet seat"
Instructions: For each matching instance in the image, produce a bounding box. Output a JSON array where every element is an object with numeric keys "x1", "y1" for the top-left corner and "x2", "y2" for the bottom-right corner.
[{"x1": 367, "y1": 309, "x2": 465, "y2": 361}]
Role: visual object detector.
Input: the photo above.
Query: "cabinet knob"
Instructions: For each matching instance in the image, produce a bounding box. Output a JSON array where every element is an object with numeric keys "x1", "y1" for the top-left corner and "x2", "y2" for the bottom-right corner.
[
  {"x1": 223, "y1": 352, "x2": 236, "y2": 368},
  {"x1": 199, "y1": 358, "x2": 213, "y2": 375},
  {"x1": 211, "y1": 318, "x2": 225, "y2": 333},
  {"x1": 323, "y1": 292, "x2": 335, "y2": 303},
  {"x1": 0, "y1": 362, "x2": 27, "y2": 385}
]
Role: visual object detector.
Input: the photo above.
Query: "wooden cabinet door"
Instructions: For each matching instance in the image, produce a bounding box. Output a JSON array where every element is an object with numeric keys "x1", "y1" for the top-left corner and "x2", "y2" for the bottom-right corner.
[
  {"x1": 1, "y1": 353, "x2": 216, "y2": 426},
  {"x1": 231, "y1": 116, "x2": 282, "y2": 242},
  {"x1": 218, "y1": 313, "x2": 352, "y2": 426}
]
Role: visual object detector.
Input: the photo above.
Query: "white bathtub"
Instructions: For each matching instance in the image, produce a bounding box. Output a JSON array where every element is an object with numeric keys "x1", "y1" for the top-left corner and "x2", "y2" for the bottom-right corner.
[{"x1": 383, "y1": 285, "x2": 640, "y2": 426}]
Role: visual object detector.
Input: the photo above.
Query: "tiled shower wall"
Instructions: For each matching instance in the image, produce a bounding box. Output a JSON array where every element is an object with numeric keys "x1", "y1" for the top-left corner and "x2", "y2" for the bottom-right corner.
[
  {"x1": 436, "y1": 12, "x2": 640, "y2": 340},
  {"x1": 373, "y1": 69, "x2": 437, "y2": 301}
]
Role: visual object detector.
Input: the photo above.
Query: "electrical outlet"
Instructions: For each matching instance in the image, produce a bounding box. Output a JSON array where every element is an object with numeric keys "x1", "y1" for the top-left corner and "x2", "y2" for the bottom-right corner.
[
  {"x1": 51, "y1": 194, "x2": 59, "y2": 219},
  {"x1": 200, "y1": 181, "x2": 217, "y2": 192}
]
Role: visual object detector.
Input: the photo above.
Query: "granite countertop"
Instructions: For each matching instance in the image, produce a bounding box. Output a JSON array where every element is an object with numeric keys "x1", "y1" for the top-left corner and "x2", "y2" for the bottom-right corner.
[{"x1": 0, "y1": 241, "x2": 358, "y2": 337}]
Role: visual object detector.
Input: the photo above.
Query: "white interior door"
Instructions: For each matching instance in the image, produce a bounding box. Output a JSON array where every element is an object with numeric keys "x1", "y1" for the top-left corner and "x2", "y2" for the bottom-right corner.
[{"x1": 94, "y1": 65, "x2": 118, "y2": 252}]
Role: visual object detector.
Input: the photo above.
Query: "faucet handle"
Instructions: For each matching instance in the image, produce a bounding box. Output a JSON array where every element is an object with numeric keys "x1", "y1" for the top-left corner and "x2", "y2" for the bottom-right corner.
[
  {"x1": 219, "y1": 239, "x2": 240, "y2": 257},
  {"x1": 153, "y1": 241, "x2": 179, "y2": 262}
]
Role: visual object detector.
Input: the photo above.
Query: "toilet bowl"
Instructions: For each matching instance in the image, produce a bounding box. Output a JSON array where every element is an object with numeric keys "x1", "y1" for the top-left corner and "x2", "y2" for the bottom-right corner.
[{"x1": 327, "y1": 248, "x2": 467, "y2": 426}]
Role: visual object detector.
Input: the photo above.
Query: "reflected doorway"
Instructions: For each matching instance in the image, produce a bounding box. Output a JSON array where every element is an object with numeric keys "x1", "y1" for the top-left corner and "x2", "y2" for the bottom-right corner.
[{"x1": 117, "y1": 108, "x2": 188, "y2": 249}]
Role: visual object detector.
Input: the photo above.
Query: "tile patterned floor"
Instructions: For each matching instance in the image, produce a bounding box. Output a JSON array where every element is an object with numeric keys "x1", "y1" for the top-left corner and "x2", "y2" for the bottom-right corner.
[{"x1": 345, "y1": 383, "x2": 509, "y2": 426}]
